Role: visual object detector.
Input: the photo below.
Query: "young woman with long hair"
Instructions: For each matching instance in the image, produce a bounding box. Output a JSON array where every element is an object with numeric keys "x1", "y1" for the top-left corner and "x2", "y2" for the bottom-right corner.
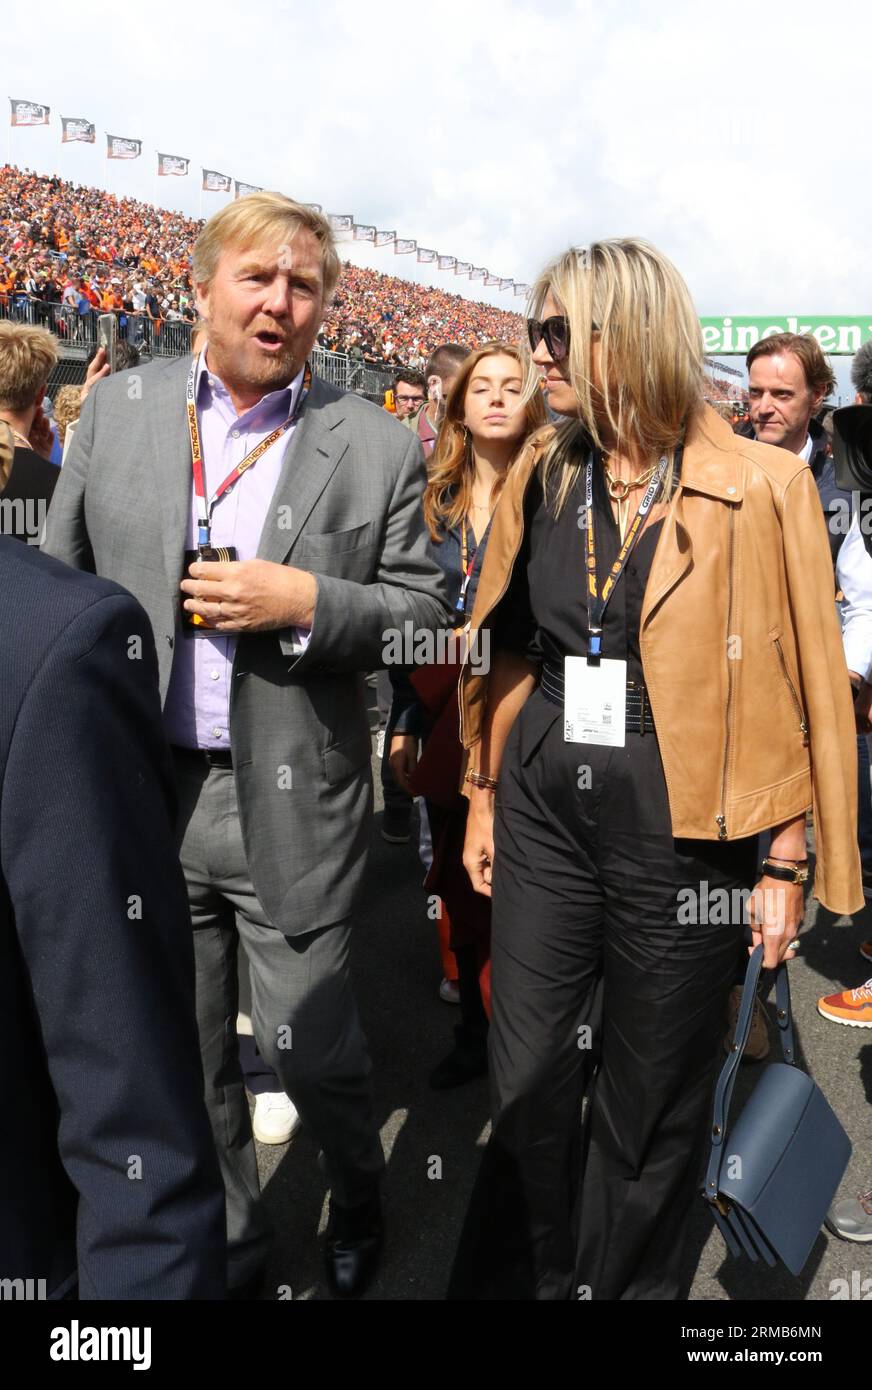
[
  {"x1": 448, "y1": 239, "x2": 862, "y2": 1299},
  {"x1": 388, "y1": 341, "x2": 546, "y2": 1088}
]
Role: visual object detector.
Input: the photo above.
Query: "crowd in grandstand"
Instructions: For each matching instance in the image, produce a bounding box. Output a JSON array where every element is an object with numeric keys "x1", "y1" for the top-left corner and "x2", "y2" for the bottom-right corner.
[
  {"x1": 319, "y1": 261, "x2": 523, "y2": 366},
  {"x1": 0, "y1": 165, "x2": 525, "y2": 366},
  {"x1": 0, "y1": 164, "x2": 198, "y2": 342},
  {"x1": 0, "y1": 166, "x2": 756, "y2": 411}
]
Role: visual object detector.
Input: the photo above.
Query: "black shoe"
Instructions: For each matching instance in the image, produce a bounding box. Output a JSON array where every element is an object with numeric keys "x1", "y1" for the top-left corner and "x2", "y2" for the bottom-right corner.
[
  {"x1": 381, "y1": 807, "x2": 411, "y2": 844},
  {"x1": 323, "y1": 1194, "x2": 383, "y2": 1299},
  {"x1": 428, "y1": 1036, "x2": 488, "y2": 1090}
]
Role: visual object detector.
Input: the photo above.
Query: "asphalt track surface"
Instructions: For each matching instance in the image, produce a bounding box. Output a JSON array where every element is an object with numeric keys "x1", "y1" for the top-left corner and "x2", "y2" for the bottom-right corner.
[{"x1": 249, "y1": 693, "x2": 872, "y2": 1302}]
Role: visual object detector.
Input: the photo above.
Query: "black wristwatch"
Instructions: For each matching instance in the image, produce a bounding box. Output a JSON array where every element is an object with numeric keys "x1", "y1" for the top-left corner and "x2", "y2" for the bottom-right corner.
[{"x1": 761, "y1": 858, "x2": 809, "y2": 885}]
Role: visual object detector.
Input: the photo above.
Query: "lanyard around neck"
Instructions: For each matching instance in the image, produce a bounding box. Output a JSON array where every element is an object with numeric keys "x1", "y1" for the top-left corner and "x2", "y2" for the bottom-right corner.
[
  {"x1": 457, "y1": 515, "x2": 487, "y2": 615},
  {"x1": 584, "y1": 449, "x2": 668, "y2": 659},
  {"x1": 185, "y1": 358, "x2": 311, "y2": 550}
]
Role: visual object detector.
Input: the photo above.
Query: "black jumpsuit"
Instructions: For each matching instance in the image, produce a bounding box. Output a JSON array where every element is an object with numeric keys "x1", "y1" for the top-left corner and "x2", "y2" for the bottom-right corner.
[{"x1": 448, "y1": 459, "x2": 757, "y2": 1301}]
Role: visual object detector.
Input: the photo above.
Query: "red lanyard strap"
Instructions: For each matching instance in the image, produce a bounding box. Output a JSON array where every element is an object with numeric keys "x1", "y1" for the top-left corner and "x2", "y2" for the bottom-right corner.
[
  {"x1": 460, "y1": 516, "x2": 478, "y2": 579},
  {"x1": 186, "y1": 358, "x2": 311, "y2": 548},
  {"x1": 457, "y1": 516, "x2": 484, "y2": 615}
]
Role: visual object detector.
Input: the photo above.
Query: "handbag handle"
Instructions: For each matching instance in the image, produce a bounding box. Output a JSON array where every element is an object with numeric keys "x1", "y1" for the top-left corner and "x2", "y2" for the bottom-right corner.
[{"x1": 703, "y1": 945, "x2": 795, "y2": 1205}]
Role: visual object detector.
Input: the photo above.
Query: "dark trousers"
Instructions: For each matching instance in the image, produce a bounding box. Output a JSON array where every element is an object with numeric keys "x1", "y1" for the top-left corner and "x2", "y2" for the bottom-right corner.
[
  {"x1": 172, "y1": 750, "x2": 384, "y2": 1288},
  {"x1": 238, "y1": 1033, "x2": 280, "y2": 1096},
  {"x1": 378, "y1": 669, "x2": 415, "y2": 819},
  {"x1": 447, "y1": 693, "x2": 757, "y2": 1300}
]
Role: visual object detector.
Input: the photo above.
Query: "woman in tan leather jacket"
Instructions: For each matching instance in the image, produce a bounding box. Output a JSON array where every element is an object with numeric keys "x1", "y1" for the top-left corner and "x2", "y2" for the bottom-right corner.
[{"x1": 446, "y1": 239, "x2": 862, "y2": 1302}]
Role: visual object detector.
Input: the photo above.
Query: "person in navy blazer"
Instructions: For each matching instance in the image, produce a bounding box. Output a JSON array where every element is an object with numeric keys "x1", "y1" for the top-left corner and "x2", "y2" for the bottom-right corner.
[{"x1": 0, "y1": 536, "x2": 226, "y2": 1299}]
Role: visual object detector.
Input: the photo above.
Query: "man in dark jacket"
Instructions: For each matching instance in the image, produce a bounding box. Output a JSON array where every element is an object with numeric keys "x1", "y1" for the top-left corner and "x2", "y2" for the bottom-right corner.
[
  {"x1": 744, "y1": 331, "x2": 850, "y2": 566},
  {"x1": 727, "y1": 332, "x2": 854, "y2": 1059},
  {"x1": 0, "y1": 538, "x2": 226, "y2": 1298}
]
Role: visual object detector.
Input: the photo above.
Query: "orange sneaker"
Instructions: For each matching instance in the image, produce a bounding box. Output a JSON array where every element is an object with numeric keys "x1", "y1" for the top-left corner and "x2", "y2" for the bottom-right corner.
[{"x1": 817, "y1": 978, "x2": 872, "y2": 1028}]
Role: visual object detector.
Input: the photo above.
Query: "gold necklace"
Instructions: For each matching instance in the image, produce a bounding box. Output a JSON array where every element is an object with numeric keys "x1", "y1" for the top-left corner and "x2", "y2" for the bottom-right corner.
[
  {"x1": 604, "y1": 462, "x2": 657, "y2": 500},
  {"x1": 603, "y1": 459, "x2": 657, "y2": 541}
]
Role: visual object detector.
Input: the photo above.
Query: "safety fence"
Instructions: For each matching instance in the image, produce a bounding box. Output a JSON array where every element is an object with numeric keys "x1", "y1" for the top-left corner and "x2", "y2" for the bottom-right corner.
[{"x1": 0, "y1": 295, "x2": 397, "y2": 401}]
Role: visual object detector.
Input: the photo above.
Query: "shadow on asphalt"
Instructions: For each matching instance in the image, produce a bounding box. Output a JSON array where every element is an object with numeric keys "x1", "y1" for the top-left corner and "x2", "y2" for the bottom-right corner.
[{"x1": 258, "y1": 789, "x2": 491, "y2": 1301}]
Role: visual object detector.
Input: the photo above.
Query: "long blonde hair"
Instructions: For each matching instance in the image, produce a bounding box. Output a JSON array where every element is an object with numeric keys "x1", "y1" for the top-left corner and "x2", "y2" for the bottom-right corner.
[
  {"x1": 423, "y1": 341, "x2": 546, "y2": 542},
  {"x1": 529, "y1": 238, "x2": 704, "y2": 513}
]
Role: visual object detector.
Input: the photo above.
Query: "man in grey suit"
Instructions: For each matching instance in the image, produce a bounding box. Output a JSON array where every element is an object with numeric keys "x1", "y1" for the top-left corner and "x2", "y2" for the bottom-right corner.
[{"x1": 43, "y1": 192, "x2": 451, "y2": 1299}]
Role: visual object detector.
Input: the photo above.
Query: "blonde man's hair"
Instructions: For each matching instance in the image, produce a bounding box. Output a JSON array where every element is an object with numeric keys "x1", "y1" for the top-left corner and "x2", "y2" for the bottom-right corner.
[
  {"x1": 0, "y1": 322, "x2": 59, "y2": 411},
  {"x1": 192, "y1": 191, "x2": 340, "y2": 300},
  {"x1": 529, "y1": 238, "x2": 704, "y2": 514}
]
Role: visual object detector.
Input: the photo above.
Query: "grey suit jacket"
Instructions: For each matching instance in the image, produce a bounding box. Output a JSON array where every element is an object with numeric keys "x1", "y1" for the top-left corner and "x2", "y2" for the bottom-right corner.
[{"x1": 43, "y1": 356, "x2": 451, "y2": 935}]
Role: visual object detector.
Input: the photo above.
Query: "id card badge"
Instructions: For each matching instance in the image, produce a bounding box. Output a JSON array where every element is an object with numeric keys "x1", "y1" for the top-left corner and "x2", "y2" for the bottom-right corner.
[
  {"x1": 182, "y1": 545, "x2": 238, "y2": 635},
  {"x1": 563, "y1": 656, "x2": 627, "y2": 746}
]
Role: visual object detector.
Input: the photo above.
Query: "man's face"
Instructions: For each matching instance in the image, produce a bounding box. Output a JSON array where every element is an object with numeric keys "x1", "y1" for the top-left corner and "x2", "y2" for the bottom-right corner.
[
  {"x1": 440, "y1": 371, "x2": 460, "y2": 401},
  {"x1": 748, "y1": 352, "x2": 822, "y2": 451},
  {"x1": 426, "y1": 370, "x2": 460, "y2": 420},
  {"x1": 394, "y1": 380, "x2": 426, "y2": 419},
  {"x1": 194, "y1": 228, "x2": 326, "y2": 392}
]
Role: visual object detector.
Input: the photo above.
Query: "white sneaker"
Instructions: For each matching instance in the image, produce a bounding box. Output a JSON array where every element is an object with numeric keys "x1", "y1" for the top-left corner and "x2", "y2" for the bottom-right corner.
[
  {"x1": 439, "y1": 978, "x2": 461, "y2": 1005},
  {"x1": 252, "y1": 1091, "x2": 301, "y2": 1145}
]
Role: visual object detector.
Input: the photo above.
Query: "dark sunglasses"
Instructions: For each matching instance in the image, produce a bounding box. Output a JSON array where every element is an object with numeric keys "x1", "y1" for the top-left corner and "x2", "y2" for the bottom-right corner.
[{"x1": 527, "y1": 315, "x2": 570, "y2": 361}]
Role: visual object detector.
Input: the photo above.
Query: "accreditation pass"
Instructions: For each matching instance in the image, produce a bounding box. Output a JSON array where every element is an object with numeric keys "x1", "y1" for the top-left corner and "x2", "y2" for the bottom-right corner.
[{"x1": 563, "y1": 656, "x2": 626, "y2": 746}]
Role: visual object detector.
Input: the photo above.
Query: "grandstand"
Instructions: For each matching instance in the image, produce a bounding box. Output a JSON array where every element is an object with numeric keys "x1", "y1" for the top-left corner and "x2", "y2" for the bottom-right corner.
[
  {"x1": 1, "y1": 163, "x2": 753, "y2": 413},
  {"x1": 0, "y1": 163, "x2": 524, "y2": 397}
]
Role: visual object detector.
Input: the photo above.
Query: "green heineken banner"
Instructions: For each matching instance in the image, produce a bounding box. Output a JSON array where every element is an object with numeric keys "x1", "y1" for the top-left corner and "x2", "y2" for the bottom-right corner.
[{"x1": 700, "y1": 316, "x2": 872, "y2": 356}]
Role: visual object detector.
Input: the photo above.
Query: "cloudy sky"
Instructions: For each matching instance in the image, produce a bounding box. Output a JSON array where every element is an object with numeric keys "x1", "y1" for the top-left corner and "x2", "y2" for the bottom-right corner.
[{"x1": 4, "y1": 0, "x2": 869, "y2": 391}]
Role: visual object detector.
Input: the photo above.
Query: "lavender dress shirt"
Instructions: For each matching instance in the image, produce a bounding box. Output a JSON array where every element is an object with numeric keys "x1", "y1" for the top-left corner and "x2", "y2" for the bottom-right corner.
[{"x1": 163, "y1": 352, "x2": 307, "y2": 750}]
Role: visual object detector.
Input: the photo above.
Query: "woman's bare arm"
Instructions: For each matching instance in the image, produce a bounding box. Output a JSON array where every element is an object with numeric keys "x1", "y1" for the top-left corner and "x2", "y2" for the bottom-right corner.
[{"x1": 464, "y1": 649, "x2": 538, "y2": 896}]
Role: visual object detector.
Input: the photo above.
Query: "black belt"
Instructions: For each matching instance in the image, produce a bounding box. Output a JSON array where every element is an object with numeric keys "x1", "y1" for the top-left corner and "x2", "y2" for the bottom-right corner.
[
  {"x1": 540, "y1": 660, "x2": 656, "y2": 735},
  {"x1": 170, "y1": 745, "x2": 233, "y2": 768}
]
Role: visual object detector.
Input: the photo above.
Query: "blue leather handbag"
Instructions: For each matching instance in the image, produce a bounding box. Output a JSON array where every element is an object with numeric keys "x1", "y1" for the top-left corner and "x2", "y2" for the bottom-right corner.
[{"x1": 702, "y1": 946, "x2": 851, "y2": 1276}]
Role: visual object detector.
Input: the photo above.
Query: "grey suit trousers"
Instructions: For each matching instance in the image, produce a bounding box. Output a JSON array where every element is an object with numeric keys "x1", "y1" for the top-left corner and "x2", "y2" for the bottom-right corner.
[{"x1": 172, "y1": 749, "x2": 385, "y2": 1287}]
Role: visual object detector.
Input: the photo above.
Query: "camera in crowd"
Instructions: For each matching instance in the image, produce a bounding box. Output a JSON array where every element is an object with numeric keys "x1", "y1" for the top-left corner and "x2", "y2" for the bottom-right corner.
[{"x1": 833, "y1": 404, "x2": 872, "y2": 493}]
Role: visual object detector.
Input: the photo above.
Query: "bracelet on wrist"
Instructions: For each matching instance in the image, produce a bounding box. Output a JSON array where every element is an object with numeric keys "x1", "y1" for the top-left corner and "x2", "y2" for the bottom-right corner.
[
  {"x1": 466, "y1": 770, "x2": 498, "y2": 791},
  {"x1": 760, "y1": 857, "x2": 809, "y2": 885},
  {"x1": 765, "y1": 855, "x2": 808, "y2": 866}
]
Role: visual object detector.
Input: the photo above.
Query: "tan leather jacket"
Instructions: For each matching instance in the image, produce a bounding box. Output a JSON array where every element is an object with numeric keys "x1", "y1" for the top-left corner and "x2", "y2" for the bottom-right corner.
[{"x1": 460, "y1": 404, "x2": 863, "y2": 916}]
